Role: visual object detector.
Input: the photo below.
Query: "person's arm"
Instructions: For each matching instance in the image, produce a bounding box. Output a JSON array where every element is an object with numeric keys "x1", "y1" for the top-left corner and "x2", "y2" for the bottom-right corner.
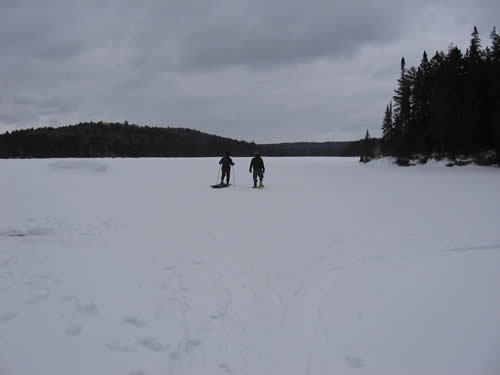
[
  {"x1": 219, "y1": 158, "x2": 223, "y2": 165},
  {"x1": 230, "y1": 157, "x2": 234, "y2": 166},
  {"x1": 262, "y1": 160, "x2": 265, "y2": 173},
  {"x1": 249, "y1": 159, "x2": 253, "y2": 172}
]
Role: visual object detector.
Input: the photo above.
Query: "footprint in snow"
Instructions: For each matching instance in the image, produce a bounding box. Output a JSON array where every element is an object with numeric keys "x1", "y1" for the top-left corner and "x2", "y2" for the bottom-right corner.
[
  {"x1": 76, "y1": 302, "x2": 99, "y2": 315},
  {"x1": 35, "y1": 274, "x2": 61, "y2": 283},
  {"x1": 0, "y1": 312, "x2": 17, "y2": 323},
  {"x1": 0, "y1": 227, "x2": 53, "y2": 238},
  {"x1": 353, "y1": 312, "x2": 363, "y2": 320},
  {"x1": 210, "y1": 312, "x2": 227, "y2": 320},
  {"x1": 158, "y1": 283, "x2": 169, "y2": 291},
  {"x1": 184, "y1": 338, "x2": 200, "y2": 353},
  {"x1": 26, "y1": 293, "x2": 50, "y2": 305},
  {"x1": 445, "y1": 244, "x2": 500, "y2": 253},
  {"x1": 219, "y1": 363, "x2": 233, "y2": 374},
  {"x1": 345, "y1": 356, "x2": 365, "y2": 369},
  {"x1": 65, "y1": 324, "x2": 82, "y2": 336},
  {"x1": 59, "y1": 295, "x2": 79, "y2": 303},
  {"x1": 328, "y1": 266, "x2": 344, "y2": 272},
  {"x1": 0, "y1": 257, "x2": 17, "y2": 268},
  {"x1": 106, "y1": 341, "x2": 136, "y2": 353},
  {"x1": 169, "y1": 351, "x2": 181, "y2": 361},
  {"x1": 137, "y1": 337, "x2": 170, "y2": 352},
  {"x1": 123, "y1": 317, "x2": 148, "y2": 328}
]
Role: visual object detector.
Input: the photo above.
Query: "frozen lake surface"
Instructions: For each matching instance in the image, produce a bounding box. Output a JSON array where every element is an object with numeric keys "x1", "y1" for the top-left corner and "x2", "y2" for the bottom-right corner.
[{"x1": 1, "y1": 157, "x2": 499, "y2": 375}]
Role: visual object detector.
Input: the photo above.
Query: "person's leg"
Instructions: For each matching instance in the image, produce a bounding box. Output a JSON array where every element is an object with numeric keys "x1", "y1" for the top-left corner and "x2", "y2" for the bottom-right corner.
[
  {"x1": 226, "y1": 169, "x2": 231, "y2": 184},
  {"x1": 259, "y1": 171, "x2": 264, "y2": 185},
  {"x1": 252, "y1": 170, "x2": 258, "y2": 187},
  {"x1": 221, "y1": 169, "x2": 227, "y2": 184}
]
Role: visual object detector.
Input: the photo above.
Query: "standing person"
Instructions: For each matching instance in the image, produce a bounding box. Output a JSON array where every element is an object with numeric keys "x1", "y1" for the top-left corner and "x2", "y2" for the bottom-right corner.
[
  {"x1": 249, "y1": 153, "x2": 265, "y2": 188},
  {"x1": 219, "y1": 152, "x2": 234, "y2": 185}
]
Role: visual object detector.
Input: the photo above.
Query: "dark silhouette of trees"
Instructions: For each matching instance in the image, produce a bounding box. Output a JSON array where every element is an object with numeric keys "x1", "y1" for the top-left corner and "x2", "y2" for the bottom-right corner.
[
  {"x1": 360, "y1": 130, "x2": 375, "y2": 162},
  {"x1": 490, "y1": 27, "x2": 500, "y2": 160},
  {"x1": 381, "y1": 101, "x2": 393, "y2": 150},
  {"x1": 391, "y1": 57, "x2": 412, "y2": 156},
  {"x1": 0, "y1": 122, "x2": 363, "y2": 158},
  {"x1": 0, "y1": 122, "x2": 258, "y2": 158},
  {"x1": 380, "y1": 26, "x2": 500, "y2": 165}
]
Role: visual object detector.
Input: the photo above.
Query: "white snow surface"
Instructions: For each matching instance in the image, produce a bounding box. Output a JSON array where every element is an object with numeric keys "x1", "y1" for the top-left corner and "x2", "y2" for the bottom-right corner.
[{"x1": 1, "y1": 157, "x2": 500, "y2": 375}]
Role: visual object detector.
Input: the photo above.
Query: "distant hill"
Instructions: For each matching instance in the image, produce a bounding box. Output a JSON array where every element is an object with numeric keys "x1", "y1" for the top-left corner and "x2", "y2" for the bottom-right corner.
[{"x1": 0, "y1": 122, "x2": 363, "y2": 158}]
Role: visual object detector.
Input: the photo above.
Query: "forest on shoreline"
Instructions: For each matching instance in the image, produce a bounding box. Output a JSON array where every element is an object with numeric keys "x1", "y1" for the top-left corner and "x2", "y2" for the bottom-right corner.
[
  {"x1": 0, "y1": 122, "x2": 364, "y2": 158},
  {"x1": 372, "y1": 26, "x2": 500, "y2": 166}
]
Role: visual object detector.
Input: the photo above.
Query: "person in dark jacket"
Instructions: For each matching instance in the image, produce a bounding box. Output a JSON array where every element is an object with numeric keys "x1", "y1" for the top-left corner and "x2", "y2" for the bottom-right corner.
[
  {"x1": 249, "y1": 153, "x2": 265, "y2": 188},
  {"x1": 219, "y1": 152, "x2": 234, "y2": 185}
]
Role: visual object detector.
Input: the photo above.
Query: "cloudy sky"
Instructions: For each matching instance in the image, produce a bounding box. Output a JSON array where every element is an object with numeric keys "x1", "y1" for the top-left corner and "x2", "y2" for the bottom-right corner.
[{"x1": 0, "y1": 0, "x2": 498, "y2": 142}]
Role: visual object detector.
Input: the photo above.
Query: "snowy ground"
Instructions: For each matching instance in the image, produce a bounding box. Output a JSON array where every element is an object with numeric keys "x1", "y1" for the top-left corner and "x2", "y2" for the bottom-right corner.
[{"x1": 1, "y1": 157, "x2": 499, "y2": 375}]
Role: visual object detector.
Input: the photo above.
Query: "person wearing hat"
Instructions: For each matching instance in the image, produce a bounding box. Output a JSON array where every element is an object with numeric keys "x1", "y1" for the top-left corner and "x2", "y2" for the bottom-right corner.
[
  {"x1": 219, "y1": 152, "x2": 235, "y2": 185},
  {"x1": 249, "y1": 153, "x2": 265, "y2": 188}
]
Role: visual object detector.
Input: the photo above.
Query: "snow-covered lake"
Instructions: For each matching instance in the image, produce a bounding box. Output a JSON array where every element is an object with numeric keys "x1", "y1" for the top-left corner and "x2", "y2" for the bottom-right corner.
[{"x1": 1, "y1": 157, "x2": 499, "y2": 375}]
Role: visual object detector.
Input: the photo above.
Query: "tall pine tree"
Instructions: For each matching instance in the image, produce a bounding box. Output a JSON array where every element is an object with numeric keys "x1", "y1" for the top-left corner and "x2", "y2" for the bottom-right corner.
[
  {"x1": 490, "y1": 27, "x2": 500, "y2": 63},
  {"x1": 360, "y1": 130, "x2": 373, "y2": 162},
  {"x1": 466, "y1": 26, "x2": 482, "y2": 63},
  {"x1": 467, "y1": 27, "x2": 490, "y2": 150},
  {"x1": 382, "y1": 102, "x2": 393, "y2": 141},
  {"x1": 412, "y1": 51, "x2": 432, "y2": 153},
  {"x1": 489, "y1": 27, "x2": 500, "y2": 161},
  {"x1": 392, "y1": 57, "x2": 412, "y2": 156}
]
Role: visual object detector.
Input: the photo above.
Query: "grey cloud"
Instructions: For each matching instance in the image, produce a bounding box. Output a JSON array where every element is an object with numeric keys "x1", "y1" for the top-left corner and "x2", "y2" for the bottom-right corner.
[
  {"x1": 176, "y1": 1, "x2": 406, "y2": 71},
  {"x1": 0, "y1": 2, "x2": 85, "y2": 60},
  {"x1": 0, "y1": 109, "x2": 37, "y2": 126},
  {"x1": 0, "y1": 91, "x2": 78, "y2": 126},
  {"x1": 0, "y1": 0, "x2": 499, "y2": 141},
  {"x1": 116, "y1": 0, "x2": 415, "y2": 72}
]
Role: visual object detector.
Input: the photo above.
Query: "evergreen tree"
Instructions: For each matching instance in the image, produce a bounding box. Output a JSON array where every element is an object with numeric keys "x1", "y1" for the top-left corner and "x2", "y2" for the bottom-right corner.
[
  {"x1": 392, "y1": 57, "x2": 412, "y2": 156},
  {"x1": 489, "y1": 27, "x2": 500, "y2": 162},
  {"x1": 445, "y1": 45, "x2": 466, "y2": 154},
  {"x1": 360, "y1": 130, "x2": 373, "y2": 162},
  {"x1": 464, "y1": 27, "x2": 489, "y2": 150},
  {"x1": 382, "y1": 102, "x2": 393, "y2": 142},
  {"x1": 379, "y1": 26, "x2": 500, "y2": 164},
  {"x1": 490, "y1": 27, "x2": 500, "y2": 63},
  {"x1": 412, "y1": 51, "x2": 432, "y2": 153},
  {"x1": 466, "y1": 26, "x2": 482, "y2": 63}
]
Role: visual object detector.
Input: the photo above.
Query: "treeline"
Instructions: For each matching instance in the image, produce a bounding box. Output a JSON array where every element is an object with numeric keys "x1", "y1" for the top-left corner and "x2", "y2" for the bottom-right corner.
[
  {"x1": 380, "y1": 26, "x2": 500, "y2": 165},
  {"x1": 0, "y1": 122, "x2": 257, "y2": 158},
  {"x1": 0, "y1": 122, "x2": 362, "y2": 158},
  {"x1": 259, "y1": 140, "x2": 365, "y2": 157}
]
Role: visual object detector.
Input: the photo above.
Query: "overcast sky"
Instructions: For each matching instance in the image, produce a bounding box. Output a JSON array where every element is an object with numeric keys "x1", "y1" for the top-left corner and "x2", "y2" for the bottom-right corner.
[{"x1": 1, "y1": 0, "x2": 498, "y2": 142}]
